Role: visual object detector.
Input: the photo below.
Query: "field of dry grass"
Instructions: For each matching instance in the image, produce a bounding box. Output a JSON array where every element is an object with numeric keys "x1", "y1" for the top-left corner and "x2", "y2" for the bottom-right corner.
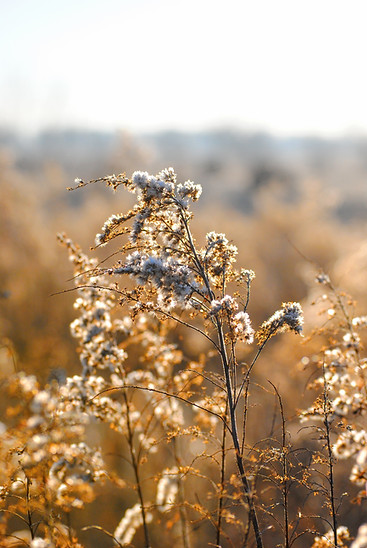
[{"x1": 1, "y1": 132, "x2": 367, "y2": 547}]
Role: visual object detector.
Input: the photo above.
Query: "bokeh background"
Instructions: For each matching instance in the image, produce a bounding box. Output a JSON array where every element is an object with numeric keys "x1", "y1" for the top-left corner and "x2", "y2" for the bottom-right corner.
[{"x1": 2, "y1": 1, "x2": 367, "y2": 545}]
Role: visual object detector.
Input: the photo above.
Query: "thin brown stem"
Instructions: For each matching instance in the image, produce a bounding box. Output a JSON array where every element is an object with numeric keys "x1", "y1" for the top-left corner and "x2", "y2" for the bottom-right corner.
[
  {"x1": 322, "y1": 364, "x2": 338, "y2": 548},
  {"x1": 268, "y1": 381, "x2": 290, "y2": 548},
  {"x1": 216, "y1": 402, "x2": 228, "y2": 548},
  {"x1": 235, "y1": 332, "x2": 274, "y2": 408},
  {"x1": 172, "y1": 436, "x2": 191, "y2": 548},
  {"x1": 123, "y1": 392, "x2": 151, "y2": 548},
  {"x1": 241, "y1": 377, "x2": 250, "y2": 457},
  {"x1": 81, "y1": 525, "x2": 124, "y2": 547},
  {"x1": 25, "y1": 476, "x2": 34, "y2": 540},
  {"x1": 90, "y1": 384, "x2": 225, "y2": 426}
]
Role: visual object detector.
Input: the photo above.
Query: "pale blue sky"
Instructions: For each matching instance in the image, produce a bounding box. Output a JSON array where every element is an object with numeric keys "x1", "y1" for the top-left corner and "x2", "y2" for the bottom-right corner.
[{"x1": 1, "y1": 0, "x2": 367, "y2": 136}]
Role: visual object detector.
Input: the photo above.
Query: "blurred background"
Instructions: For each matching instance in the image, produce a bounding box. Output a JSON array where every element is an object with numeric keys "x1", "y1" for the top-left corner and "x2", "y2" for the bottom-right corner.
[{"x1": 1, "y1": 1, "x2": 367, "y2": 544}]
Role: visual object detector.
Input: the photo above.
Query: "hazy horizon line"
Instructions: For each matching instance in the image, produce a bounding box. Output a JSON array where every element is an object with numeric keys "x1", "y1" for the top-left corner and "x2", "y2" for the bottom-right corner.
[{"x1": 1, "y1": 123, "x2": 367, "y2": 142}]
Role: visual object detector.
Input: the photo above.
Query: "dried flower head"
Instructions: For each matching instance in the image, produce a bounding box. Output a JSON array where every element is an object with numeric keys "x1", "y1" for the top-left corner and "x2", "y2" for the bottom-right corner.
[{"x1": 256, "y1": 301, "x2": 304, "y2": 344}]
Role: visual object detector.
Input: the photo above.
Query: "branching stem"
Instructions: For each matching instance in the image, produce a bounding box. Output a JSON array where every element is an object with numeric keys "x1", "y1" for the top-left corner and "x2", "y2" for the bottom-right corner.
[{"x1": 179, "y1": 206, "x2": 263, "y2": 548}]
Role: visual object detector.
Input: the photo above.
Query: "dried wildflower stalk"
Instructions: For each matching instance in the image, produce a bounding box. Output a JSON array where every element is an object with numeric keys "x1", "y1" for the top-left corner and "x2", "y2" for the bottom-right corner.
[
  {"x1": 0, "y1": 167, "x2": 305, "y2": 547},
  {"x1": 65, "y1": 168, "x2": 303, "y2": 546},
  {"x1": 302, "y1": 273, "x2": 367, "y2": 546}
]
